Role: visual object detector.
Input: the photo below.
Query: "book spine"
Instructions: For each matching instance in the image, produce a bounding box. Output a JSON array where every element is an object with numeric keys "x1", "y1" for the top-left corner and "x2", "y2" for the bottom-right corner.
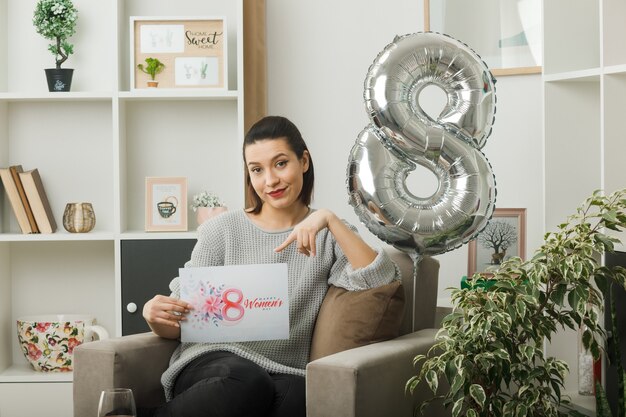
[
  {"x1": 9, "y1": 166, "x2": 40, "y2": 233},
  {"x1": 18, "y1": 169, "x2": 57, "y2": 234},
  {"x1": 0, "y1": 167, "x2": 33, "y2": 234}
]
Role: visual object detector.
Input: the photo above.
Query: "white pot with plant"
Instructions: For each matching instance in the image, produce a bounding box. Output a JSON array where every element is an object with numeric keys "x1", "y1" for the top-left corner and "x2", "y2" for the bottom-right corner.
[
  {"x1": 33, "y1": 0, "x2": 78, "y2": 92},
  {"x1": 191, "y1": 191, "x2": 226, "y2": 226}
]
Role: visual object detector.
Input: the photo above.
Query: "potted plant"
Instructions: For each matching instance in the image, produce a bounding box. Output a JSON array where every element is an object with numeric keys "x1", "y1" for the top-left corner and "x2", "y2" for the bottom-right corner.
[
  {"x1": 408, "y1": 189, "x2": 626, "y2": 417},
  {"x1": 33, "y1": 0, "x2": 78, "y2": 92},
  {"x1": 137, "y1": 57, "x2": 165, "y2": 88},
  {"x1": 191, "y1": 191, "x2": 226, "y2": 226}
]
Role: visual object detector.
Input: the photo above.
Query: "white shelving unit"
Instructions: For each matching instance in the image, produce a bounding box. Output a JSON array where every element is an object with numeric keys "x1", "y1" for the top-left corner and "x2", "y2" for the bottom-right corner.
[
  {"x1": 543, "y1": 0, "x2": 626, "y2": 405},
  {"x1": 0, "y1": 1, "x2": 245, "y2": 415}
]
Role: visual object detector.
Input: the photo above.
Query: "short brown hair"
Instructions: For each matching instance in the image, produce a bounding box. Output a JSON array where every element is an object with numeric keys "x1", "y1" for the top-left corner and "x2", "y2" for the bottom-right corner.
[{"x1": 243, "y1": 116, "x2": 314, "y2": 213}]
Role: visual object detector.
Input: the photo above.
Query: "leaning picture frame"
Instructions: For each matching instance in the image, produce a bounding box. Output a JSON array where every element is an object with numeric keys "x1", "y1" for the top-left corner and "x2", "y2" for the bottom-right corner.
[
  {"x1": 424, "y1": 0, "x2": 542, "y2": 76},
  {"x1": 468, "y1": 208, "x2": 527, "y2": 277},
  {"x1": 130, "y1": 16, "x2": 228, "y2": 90},
  {"x1": 145, "y1": 177, "x2": 188, "y2": 232}
]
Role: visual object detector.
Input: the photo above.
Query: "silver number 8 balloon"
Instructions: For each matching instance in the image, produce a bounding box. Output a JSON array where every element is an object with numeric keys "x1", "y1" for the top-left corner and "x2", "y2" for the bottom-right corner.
[{"x1": 347, "y1": 32, "x2": 497, "y2": 256}]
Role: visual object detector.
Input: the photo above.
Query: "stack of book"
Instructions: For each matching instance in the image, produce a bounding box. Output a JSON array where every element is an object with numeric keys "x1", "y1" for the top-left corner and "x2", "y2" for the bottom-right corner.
[{"x1": 0, "y1": 165, "x2": 57, "y2": 234}]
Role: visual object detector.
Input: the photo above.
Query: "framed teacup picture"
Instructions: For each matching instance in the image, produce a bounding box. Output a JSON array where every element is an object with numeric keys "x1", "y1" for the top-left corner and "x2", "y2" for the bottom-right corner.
[
  {"x1": 468, "y1": 208, "x2": 527, "y2": 277},
  {"x1": 145, "y1": 177, "x2": 188, "y2": 232}
]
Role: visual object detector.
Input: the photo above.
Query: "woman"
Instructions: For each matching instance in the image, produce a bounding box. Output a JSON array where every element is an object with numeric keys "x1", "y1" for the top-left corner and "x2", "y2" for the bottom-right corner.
[{"x1": 142, "y1": 116, "x2": 399, "y2": 417}]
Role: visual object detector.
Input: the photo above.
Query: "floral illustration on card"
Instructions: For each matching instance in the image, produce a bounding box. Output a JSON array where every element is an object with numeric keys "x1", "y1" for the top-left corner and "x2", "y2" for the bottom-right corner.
[{"x1": 183, "y1": 280, "x2": 245, "y2": 328}]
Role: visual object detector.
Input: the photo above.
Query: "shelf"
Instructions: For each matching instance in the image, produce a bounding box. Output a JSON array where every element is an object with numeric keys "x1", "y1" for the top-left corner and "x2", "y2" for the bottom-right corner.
[
  {"x1": 544, "y1": 80, "x2": 601, "y2": 234},
  {"x1": 0, "y1": 364, "x2": 72, "y2": 383},
  {"x1": 120, "y1": 230, "x2": 198, "y2": 240},
  {"x1": 543, "y1": 0, "x2": 600, "y2": 75},
  {"x1": 118, "y1": 89, "x2": 239, "y2": 101},
  {"x1": 0, "y1": 231, "x2": 201, "y2": 242},
  {"x1": 0, "y1": 0, "x2": 248, "y2": 412},
  {"x1": 0, "y1": 232, "x2": 115, "y2": 242},
  {"x1": 117, "y1": 0, "x2": 240, "y2": 92},
  {"x1": 543, "y1": 0, "x2": 626, "y2": 398},
  {"x1": 0, "y1": 92, "x2": 114, "y2": 102},
  {"x1": 0, "y1": 91, "x2": 239, "y2": 102},
  {"x1": 604, "y1": 64, "x2": 626, "y2": 75},
  {"x1": 0, "y1": 101, "x2": 115, "y2": 235},
  {"x1": 543, "y1": 68, "x2": 601, "y2": 83},
  {"x1": 603, "y1": 73, "x2": 626, "y2": 200},
  {"x1": 2, "y1": 0, "x2": 116, "y2": 94},
  {"x1": 563, "y1": 391, "x2": 596, "y2": 416},
  {"x1": 603, "y1": 0, "x2": 626, "y2": 67},
  {"x1": 542, "y1": 64, "x2": 626, "y2": 80}
]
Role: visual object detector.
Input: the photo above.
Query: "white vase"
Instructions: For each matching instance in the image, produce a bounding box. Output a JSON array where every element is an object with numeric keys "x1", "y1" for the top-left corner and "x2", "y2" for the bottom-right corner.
[{"x1": 196, "y1": 206, "x2": 227, "y2": 226}]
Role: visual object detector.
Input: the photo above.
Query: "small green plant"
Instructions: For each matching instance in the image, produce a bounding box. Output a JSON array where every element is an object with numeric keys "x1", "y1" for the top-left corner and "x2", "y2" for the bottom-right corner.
[
  {"x1": 137, "y1": 57, "x2": 165, "y2": 81},
  {"x1": 33, "y1": 0, "x2": 78, "y2": 69},
  {"x1": 407, "y1": 189, "x2": 626, "y2": 417},
  {"x1": 191, "y1": 191, "x2": 224, "y2": 212}
]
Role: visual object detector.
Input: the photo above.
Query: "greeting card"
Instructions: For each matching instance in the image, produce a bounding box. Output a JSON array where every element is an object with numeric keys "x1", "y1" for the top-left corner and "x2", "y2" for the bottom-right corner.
[{"x1": 179, "y1": 263, "x2": 289, "y2": 343}]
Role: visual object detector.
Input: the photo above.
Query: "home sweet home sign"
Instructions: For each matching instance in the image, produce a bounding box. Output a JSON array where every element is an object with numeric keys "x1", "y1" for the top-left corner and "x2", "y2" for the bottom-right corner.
[{"x1": 131, "y1": 17, "x2": 227, "y2": 90}]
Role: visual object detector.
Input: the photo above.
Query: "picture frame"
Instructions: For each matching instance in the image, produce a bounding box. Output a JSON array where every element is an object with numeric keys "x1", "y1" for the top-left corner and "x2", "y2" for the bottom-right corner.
[
  {"x1": 468, "y1": 208, "x2": 527, "y2": 277},
  {"x1": 145, "y1": 177, "x2": 188, "y2": 232},
  {"x1": 130, "y1": 17, "x2": 227, "y2": 90},
  {"x1": 424, "y1": 0, "x2": 541, "y2": 76}
]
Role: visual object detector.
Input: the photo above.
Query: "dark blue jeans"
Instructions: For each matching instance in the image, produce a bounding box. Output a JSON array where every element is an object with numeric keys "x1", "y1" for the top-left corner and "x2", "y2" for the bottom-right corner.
[{"x1": 151, "y1": 351, "x2": 306, "y2": 417}]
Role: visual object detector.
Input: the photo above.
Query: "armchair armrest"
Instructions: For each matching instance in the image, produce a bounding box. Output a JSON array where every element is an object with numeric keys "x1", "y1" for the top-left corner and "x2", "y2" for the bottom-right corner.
[
  {"x1": 73, "y1": 332, "x2": 179, "y2": 417},
  {"x1": 306, "y1": 329, "x2": 449, "y2": 417}
]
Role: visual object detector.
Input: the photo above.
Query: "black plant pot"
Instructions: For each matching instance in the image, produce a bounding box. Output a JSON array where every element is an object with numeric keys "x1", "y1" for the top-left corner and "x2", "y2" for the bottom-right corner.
[{"x1": 45, "y1": 68, "x2": 74, "y2": 92}]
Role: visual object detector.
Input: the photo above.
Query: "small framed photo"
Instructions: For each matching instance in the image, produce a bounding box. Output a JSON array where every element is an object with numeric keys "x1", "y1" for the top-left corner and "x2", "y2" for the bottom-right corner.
[
  {"x1": 468, "y1": 208, "x2": 527, "y2": 277},
  {"x1": 145, "y1": 177, "x2": 188, "y2": 232},
  {"x1": 130, "y1": 17, "x2": 227, "y2": 90}
]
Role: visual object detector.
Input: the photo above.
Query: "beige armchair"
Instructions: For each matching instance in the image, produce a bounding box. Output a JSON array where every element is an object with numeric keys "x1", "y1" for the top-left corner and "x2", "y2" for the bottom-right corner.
[{"x1": 73, "y1": 249, "x2": 449, "y2": 417}]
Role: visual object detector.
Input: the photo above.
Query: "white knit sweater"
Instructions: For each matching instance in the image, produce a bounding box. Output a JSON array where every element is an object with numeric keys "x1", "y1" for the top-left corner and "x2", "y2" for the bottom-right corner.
[{"x1": 161, "y1": 209, "x2": 400, "y2": 401}]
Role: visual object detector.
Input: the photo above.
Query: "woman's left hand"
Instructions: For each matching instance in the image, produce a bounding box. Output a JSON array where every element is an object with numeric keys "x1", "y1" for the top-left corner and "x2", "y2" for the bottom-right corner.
[{"x1": 274, "y1": 209, "x2": 333, "y2": 256}]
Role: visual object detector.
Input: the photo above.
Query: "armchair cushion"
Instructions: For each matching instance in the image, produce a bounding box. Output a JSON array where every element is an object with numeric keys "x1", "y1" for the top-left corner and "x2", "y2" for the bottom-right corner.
[
  {"x1": 309, "y1": 280, "x2": 405, "y2": 361},
  {"x1": 306, "y1": 329, "x2": 449, "y2": 417},
  {"x1": 73, "y1": 332, "x2": 179, "y2": 417}
]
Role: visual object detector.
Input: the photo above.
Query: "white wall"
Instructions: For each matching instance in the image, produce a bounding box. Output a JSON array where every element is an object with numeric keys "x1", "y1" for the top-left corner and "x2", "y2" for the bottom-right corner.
[{"x1": 265, "y1": 0, "x2": 544, "y2": 299}]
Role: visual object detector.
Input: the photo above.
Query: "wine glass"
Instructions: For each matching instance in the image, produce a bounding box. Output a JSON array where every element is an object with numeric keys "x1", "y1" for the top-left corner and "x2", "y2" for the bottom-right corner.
[{"x1": 97, "y1": 388, "x2": 137, "y2": 417}]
